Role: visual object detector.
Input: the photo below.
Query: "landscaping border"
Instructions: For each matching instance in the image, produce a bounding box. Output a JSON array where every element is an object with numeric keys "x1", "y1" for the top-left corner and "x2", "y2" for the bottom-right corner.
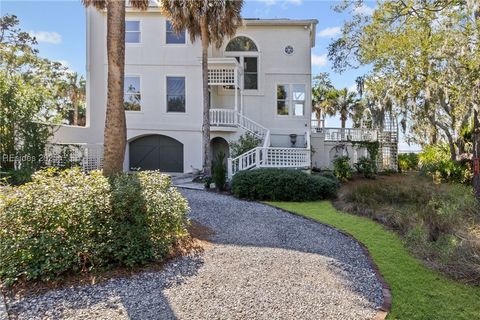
[{"x1": 262, "y1": 202, "x2": 392, "y2": 320}]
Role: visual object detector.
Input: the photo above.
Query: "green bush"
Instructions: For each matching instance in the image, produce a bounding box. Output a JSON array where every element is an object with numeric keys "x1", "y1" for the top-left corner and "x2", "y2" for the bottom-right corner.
[
  {"x1": 418, "y1": 145, "x2": 471, "y2": 184},
  {"x1": 317, "y1": 171, "x2": 340, "y2": 186},
  {"x1": 0, "y1": 168, "x2": 34, "y2": 186},
  {"x1": 333, "y1": 156, "x2": 353, "y2": 181},
  {"x1": 0, "y1": 168, "x2": 189, "y2": 285},
  {"x1": 231, "y1": 168, "x2": 338, "y2": 201},
  {"x1": 212, "y1": 152, "x2": 227, "y2": 190},
  {"x1": 398, "y1": 153, "x2": 419, "y2": 172},
  {"x1": 354, "y1": 156, "x2": 377, "y2": 179},
  {"x1": 230, "y1": 132, "x2": 262, "y2": 158}
]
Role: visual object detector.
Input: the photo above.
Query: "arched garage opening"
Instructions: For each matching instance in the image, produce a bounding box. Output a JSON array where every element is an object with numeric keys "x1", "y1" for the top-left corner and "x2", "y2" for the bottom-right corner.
[{"x1": 129, "y1": 135, "x2": 183, "y2": 172}]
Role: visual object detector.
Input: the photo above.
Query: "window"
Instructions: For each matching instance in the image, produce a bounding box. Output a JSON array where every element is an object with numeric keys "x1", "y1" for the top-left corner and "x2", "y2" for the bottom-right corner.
[
  {"x1": 167, "y1": 76, "x2": 185, "y2": 112},
  {"x1": 126, "y1": 21, "x2": 140, "y2": 43},
  {"x1": 292, "y1": 84, "x2": 305, "y2": 116},
  {"x1": 166, "y1": 20, "x2": 185, "y2": 44},
  {"x1": 225, "y1": 36, "x2": 258, "y2": 90},
  {"x1": 277, "y1": 85, "x2": 289, "y2": 115},
  {"x1": 276, "y1": 84, "x2": 305, "y2": 116},
  {"x1": 226, "y1": 36, "x2": 258, "y2": 51},
  {"x1": 124, "y1": 76, "x2": 141, "y2": 111}
]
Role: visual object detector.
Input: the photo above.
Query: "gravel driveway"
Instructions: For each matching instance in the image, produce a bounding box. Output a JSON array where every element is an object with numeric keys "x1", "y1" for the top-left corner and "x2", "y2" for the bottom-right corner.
[{"x1": 6, "y1": 189, "x2": 383, "y2": 320}]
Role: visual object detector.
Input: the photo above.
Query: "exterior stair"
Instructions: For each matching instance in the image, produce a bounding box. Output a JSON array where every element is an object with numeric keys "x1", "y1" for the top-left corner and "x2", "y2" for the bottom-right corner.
[{"x1": 209, "y1": 108, "x2": 311, "y2": 178}]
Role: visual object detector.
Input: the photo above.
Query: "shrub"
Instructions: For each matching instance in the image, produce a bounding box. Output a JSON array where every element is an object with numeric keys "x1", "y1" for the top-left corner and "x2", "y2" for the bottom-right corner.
[
  {"x1": 212, "y1": 152, "x2": 227, "y2": 190},
  {"x1": 333, "y1": 156, "x2": 353, "y2": 181},
  {"x1": 338, "y1": 174, "x2": 480, "y2": 283},
  {"x1": 231, "y1": 168, "x2": 338, "y2": 201},
  {"x1": 398, "y1": 153, "x2": 419, "y2": 172},
  {"x1": 0, "y1": 168, "x2": 189, "y2": 285},
  {"x1": 418, "y1": 145, "x2": 471, "y2": 184},
  {"x1": 230, "y1": 132, "x2": 262, "y2": 157},
  {"x1": 354, "y1": 156, "x2": 377, "y2": 179},
  {"x1": 317, "y1": 171, "x2": 340, "y2": 186}
]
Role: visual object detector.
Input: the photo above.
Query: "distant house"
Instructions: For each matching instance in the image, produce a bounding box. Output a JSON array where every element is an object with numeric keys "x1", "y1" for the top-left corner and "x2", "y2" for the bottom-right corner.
[{"x1": 52, "y1": 5, "x2": 398, "y2": 176}]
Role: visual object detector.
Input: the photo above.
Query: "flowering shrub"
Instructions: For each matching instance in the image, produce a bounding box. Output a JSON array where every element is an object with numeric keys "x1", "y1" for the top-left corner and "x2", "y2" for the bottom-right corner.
[{"x1": 0, "y1": 168, "x2": 189, "y2": 285}]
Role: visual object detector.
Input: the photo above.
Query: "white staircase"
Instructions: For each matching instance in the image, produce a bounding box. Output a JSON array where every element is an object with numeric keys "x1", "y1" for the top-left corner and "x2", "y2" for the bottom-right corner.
[{"x1": 209, "y1": 108, "x2": 311, "y2": 179}]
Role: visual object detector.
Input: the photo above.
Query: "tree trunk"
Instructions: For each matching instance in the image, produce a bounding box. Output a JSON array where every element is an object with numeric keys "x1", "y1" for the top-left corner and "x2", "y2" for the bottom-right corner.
[
  {"x1": 473, "y1": 107, "x2": 480, "y2": 199},
  {"x1": 341, "y1": 115, "x2": 346, "y2": 129},
  {"x1": 200, "y1": 16, "x2": 211, "y2": 176},
  {"x1": 103, "y1": 0, "x2": 127, "y2": 176}
]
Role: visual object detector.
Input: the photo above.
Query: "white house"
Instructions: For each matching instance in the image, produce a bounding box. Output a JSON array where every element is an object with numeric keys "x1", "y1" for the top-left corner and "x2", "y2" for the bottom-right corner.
[{"x1": 51, "y1": 5, "x2": 398, "y2": 176}]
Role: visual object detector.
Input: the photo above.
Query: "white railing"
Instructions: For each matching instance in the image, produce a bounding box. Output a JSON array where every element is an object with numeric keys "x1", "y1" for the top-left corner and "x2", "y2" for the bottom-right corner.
[
  {"x1": 44, "y1": 143, "x2": 104, "y2": 171},
  {"x1": 237, "y1": 113, "x2": 269, "y2": 139},
  {"x1": 311, "y1": 119, "x2": 325, "y2": 132},
  {"x1": 318, "y1": 128, "x2": 378, "y2": 142},
  {"x1": 209, "y1": 108, "x2": 269, "y2": 141},
  {"x1": 209, "y1": 109, "x2": 237, "y2": 127},
  {"x1": 227, "y1": 146, "x2": 310, "y2": 178}
]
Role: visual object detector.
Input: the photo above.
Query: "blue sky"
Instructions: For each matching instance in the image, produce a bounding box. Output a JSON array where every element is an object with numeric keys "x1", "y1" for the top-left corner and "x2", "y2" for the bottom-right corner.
[
  {"x1": 0, "y1": 0, "x2": 417, "y2": 150},
  {"x1": 1, "y1": 0, "x2": 371, "y2": 89}
]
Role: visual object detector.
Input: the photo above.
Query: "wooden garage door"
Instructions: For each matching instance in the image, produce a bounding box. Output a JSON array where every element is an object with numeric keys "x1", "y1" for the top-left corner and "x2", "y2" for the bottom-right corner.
[{"x1": 129, "y1": 135, "x2": 183, "y2": 172}]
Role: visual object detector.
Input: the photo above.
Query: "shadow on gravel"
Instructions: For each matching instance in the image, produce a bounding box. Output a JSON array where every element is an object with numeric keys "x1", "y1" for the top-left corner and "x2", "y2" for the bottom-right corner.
[
  {"x1": 7, "y1": 254, "x2": 204, "y2": 320},
  {"x1": 179, "y1": 189, "x2": 384, "y2": 310}
]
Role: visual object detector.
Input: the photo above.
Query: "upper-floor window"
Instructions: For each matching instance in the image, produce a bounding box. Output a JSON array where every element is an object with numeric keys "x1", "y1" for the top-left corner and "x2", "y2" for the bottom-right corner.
[
  {"x1": 226, "y1": 36, "x2": 258, "y2": 51},
  {"x1": 124, "y1": 76, "x2": 141, "y2": 111},
  {"x1": 166, "y1": 20, "x2": 186, "y2": 44},
  {"x1": 276, "y1": 84, "x2": 305, "y2": 116},
  {"x1": 167, "y1": 76, "x2": 186, "y2": 112},
  {"x1": 225, "y1": 36, "x2": 258, "y2": 90},
  {"x1": 126, "y1": 21, "x2": 140, "y2": 43}
]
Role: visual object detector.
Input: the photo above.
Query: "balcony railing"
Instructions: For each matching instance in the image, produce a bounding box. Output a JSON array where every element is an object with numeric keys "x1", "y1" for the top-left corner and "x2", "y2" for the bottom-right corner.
[
  {"x1": 318, "y1": 127, "x2": 378, "y2": 142},
  {"x1": 210, "y1": 108, "x2": 237, "y2": 127}
]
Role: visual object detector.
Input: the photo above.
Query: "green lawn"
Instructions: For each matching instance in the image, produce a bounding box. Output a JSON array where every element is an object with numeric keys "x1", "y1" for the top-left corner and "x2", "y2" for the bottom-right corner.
[{"x1": 267, "y1": 201, "x2": 480, "y2": 320}]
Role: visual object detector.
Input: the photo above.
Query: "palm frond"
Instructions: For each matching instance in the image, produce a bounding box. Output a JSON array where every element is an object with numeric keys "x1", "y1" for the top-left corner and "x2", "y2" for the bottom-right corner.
[{"x1": 160, "y1": 0, "x2": 243, "y2": 47}]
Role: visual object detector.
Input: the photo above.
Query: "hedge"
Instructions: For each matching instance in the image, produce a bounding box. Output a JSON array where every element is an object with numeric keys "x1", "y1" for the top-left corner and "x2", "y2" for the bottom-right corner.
[
  {"x1": 231, "y1": 168, "x2": 338, "y2": 201},
  {"x1": 0, "y1": 168, "x2": 189, "y2": 285}
]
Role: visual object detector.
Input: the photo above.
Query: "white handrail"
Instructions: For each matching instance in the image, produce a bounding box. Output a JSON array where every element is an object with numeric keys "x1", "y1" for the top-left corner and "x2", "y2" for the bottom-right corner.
[
  {"x1": 317, "y1": 127, "x2": 378, "y2": 142},
  {"x1": 228, "y1": 146, "x2": 310, "y2": 178}
]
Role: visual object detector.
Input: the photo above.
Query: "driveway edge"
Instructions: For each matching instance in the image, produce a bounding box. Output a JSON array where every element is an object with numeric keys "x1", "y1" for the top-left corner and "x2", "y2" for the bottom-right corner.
[
  {"x1": 0, "y1": 291, "x2": 8, "y2": 320},
  {"x1": 262, "y1": 203, "x2": 392, "y2": 320}
]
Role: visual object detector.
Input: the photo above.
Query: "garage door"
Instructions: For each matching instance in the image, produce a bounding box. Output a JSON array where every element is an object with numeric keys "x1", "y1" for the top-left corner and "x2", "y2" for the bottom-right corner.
[{"x1": 129, "y1": 135, "x2": 183, "y2": 172}]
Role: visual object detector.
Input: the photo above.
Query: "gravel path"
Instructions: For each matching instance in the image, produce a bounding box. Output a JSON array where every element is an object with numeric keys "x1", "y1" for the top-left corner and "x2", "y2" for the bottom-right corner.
[{"x1": 6, "y1": 189, "x2": 383, "y2": 320}]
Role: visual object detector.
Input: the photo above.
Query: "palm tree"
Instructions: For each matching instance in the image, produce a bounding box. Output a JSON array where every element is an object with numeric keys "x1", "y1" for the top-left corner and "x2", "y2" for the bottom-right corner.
[
  {"x1": 311, "y1": 72, "x2": 333, "y2": 124},
  {"x1": 160, "y1": 0, "x2": 243, "y2": 176},
  {"x1": 62, "y1": 72, "x2": 86, "y2": 126},
  {"x1": 321, "y1": 87, "x2": 362, "y2": 128},
  {"x1": 82, "y1": 0, "x2": 149, "y2": 176}
]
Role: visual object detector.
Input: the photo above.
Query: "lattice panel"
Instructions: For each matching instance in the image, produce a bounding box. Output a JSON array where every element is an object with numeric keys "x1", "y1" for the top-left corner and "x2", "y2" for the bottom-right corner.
[
  {"x1": 44, "y1": 144, "x2": 104, "y2": 171},
  {"x1": 208, "y1": 68, "x2": 235, "y2": 85}
]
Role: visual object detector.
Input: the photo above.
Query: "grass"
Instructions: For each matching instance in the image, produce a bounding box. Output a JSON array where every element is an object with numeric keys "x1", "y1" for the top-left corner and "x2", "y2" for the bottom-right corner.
[{"x1": 267, "y1": 201, "x2": 480, "y2": 320}]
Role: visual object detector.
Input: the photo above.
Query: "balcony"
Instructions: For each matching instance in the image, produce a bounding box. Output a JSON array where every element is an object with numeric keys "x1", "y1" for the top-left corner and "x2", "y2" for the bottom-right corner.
[{"x1": 208, "y1": 58, "x2": 241, "y2": 88}]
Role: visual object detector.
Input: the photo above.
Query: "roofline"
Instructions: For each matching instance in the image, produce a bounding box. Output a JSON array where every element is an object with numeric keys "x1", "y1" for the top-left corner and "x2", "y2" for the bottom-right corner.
[
  {"x1": 243, "y1": 19, "x2": 318, "y2": 27},
  {"x1": 243, "y1": 19, "x2": 318, "y2": 47}
]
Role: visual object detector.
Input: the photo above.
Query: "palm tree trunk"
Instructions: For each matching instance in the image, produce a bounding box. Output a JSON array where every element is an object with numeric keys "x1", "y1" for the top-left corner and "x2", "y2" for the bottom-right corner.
[
  {"x1": 103, "y1": 0, "x2": 127, "y2": 176},
  {"x1": 200, "y1": 16, "x2": 211, "y2": 176}
]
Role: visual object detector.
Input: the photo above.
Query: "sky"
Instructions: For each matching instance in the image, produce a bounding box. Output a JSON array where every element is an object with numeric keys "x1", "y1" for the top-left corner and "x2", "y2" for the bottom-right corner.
[{"x1": 0, "y1": 0, "x2": 418, "y2": 151}]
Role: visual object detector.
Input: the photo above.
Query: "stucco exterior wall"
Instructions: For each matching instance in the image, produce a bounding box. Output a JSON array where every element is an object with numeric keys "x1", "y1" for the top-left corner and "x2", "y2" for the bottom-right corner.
[{"x1": 53, "y1": 8, "x2": 316, "y2": 173}]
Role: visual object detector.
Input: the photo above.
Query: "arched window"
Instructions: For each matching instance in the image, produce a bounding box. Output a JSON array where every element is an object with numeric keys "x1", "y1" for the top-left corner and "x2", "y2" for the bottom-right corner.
[
  {"x1": 225, "y1": 36, "x2": 258, "y2": 90},
  {"x1": 225, "y1": 36, "x2": 258, "y2": 52}
]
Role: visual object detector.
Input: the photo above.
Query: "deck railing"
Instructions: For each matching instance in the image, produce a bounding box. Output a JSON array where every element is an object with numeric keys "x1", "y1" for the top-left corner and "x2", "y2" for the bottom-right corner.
[
  {"x1": 317, "y1": 127, "x2": 378, "y2": 142},
  {"x1": 228, "y1": 146, "x2": 310, "y2": 178},
  {"x1": 209, "y1": 108, "x2": 237, "y2": 127}
]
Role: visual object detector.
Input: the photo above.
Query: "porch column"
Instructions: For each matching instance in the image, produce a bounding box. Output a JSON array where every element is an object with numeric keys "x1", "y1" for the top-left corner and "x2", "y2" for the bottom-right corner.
[{"x1": 235, "y1": 85, "x2": 238, "y2": 113}]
